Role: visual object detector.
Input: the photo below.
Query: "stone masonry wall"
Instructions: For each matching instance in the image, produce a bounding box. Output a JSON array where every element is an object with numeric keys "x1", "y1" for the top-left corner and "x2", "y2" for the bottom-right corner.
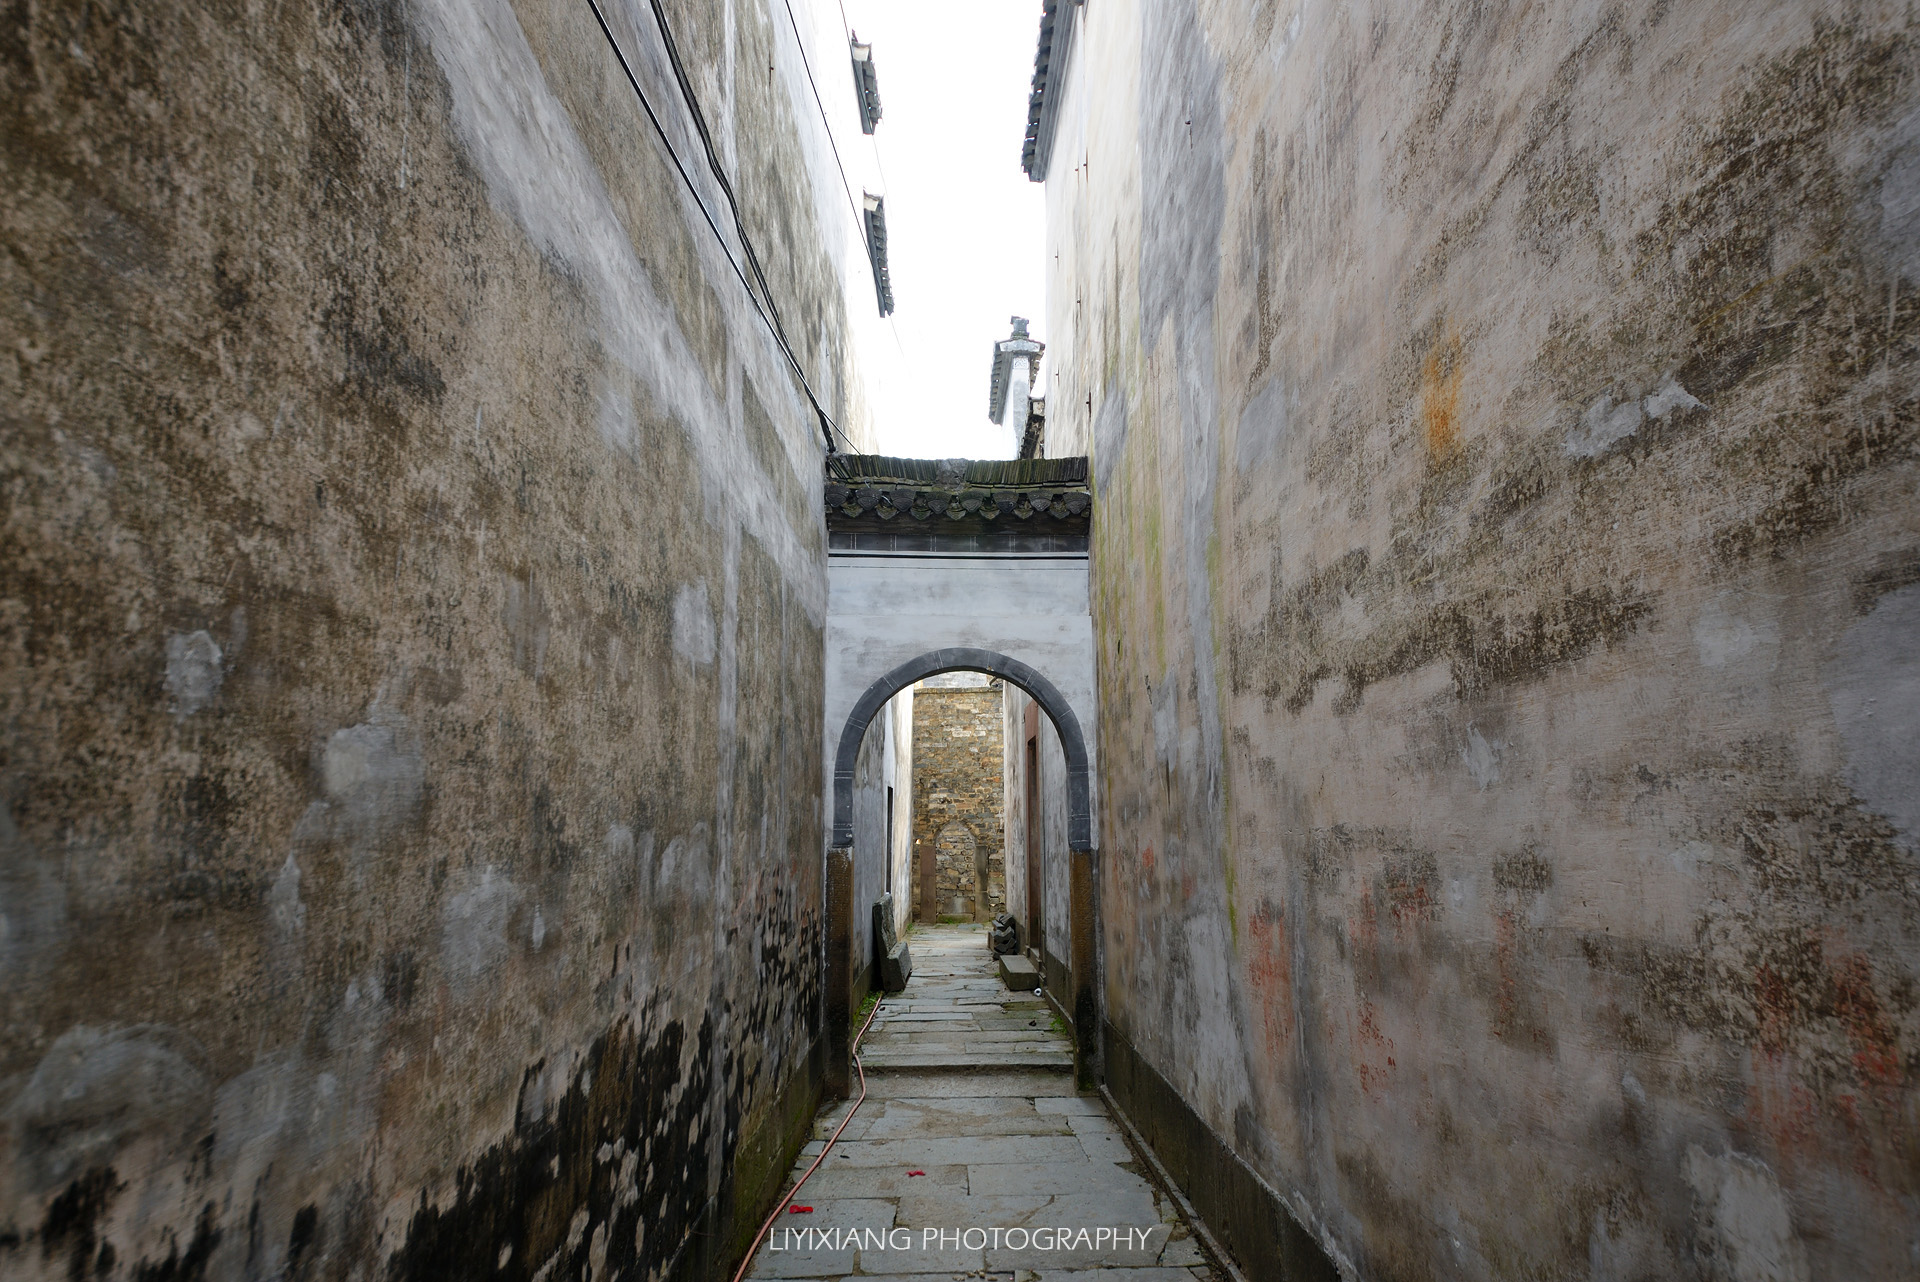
[
  {"x1": 1044, "y1": 2, "x2": 1920, "y2": 1279},
  {"x1": 910, "y1": 683, "x2": 1006, "y2": 921},
  {"x1": 0, "y1": 1, "x2": 874, "y2": 1279}
]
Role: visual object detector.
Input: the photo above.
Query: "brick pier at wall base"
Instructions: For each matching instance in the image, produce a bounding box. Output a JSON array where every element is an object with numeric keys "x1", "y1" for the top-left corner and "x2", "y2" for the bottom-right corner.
[{"x1": 745, "y1": 925, "x2": 1220, "y2": 1280}]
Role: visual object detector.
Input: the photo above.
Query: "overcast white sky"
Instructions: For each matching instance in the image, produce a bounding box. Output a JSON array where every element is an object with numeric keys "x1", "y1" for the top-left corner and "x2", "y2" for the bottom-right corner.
[{"x1": 834, "y1": 0, "x2": 1048, "y2": 460}]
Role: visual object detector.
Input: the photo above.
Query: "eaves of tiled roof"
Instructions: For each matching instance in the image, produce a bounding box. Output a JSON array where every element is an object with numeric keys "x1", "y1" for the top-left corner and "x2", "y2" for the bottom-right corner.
[{"x1": 825, "y1": 455, "x2": 1090, "y2": 526}]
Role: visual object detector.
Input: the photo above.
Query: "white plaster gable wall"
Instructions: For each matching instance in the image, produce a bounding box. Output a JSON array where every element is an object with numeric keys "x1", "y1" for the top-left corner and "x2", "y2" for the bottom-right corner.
[
  {"x1": 1000, "y1": 352, "x2": 1035, "y2": 456},
  {"x1": 887, "y1": 690, "x2": 915, "y2": 934},
  {"x1": 1001, "y1": 682, "x2": 1075, "y2": 968},
  {"x1": 824, "y1": 553, "x2": 1096, "y2": 851},
  {"x1": 412, "y1": 0, "x2": 860, "y2": 616},
  {"x1": 847, "y1": 688, "x2": 916, "y2": 975},
  {"x1": 1002, "y1": 684, "x2": 1027, "y2": 927}
]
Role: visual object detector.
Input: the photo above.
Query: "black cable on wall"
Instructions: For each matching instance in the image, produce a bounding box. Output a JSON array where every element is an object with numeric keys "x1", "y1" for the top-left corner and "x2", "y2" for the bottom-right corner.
[{"x1": 583, "y1": 0, "x2": 851, "y2": 452}]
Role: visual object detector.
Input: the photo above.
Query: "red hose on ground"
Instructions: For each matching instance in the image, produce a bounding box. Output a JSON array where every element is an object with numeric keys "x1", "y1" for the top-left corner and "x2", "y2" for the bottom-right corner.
[{"x1": 729, "y1": 995, "x2": 886, "y2": 1282}]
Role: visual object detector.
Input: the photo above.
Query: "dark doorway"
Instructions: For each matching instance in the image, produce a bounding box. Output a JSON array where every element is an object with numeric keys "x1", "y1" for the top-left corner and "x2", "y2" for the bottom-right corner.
[{"x1": 885, "y1": 785, "x2": 895, "y2": 893}]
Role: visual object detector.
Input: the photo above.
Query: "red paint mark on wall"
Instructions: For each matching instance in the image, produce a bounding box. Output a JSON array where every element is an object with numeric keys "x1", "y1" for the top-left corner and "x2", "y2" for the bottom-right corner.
[
  {"x1": 1348, "y1": 883, "x2": 1380, "y2": 958},
  {"x1": 1743, "y1": 942, "x2": 1905, "y2": 1191},
  {"x1": 1354, "y1": 1000, "x2": 1396, "y2": 1098},
  {"x1": 1831, "y1": 952, "x2": 1900, "y2": 1092},
  {"x1": 1745, "y1": 1053, "x2": 1823, "y2": 1173},
  {"x1": 1246, "y1": 900, "x2": 1295, "y2": 1057},
  {"x1": 1386, "y1": 879, "x2": 1436, "y2": 931}
]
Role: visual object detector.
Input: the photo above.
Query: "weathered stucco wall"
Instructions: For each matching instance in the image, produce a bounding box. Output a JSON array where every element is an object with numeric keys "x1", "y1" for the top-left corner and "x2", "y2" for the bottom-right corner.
[
  {"x1": 1046, "y1": 1, "x2": 1920, "y2": 1277},
  {"x1": 1003, "y1": 684, "x2": 1075, "y2": 988},
  {"x1": 0, "y1": 0, "x2": 874, "y2": 1277},
  {"x1": 849, "y1": 690, "x2": 911, "y2": 988}
]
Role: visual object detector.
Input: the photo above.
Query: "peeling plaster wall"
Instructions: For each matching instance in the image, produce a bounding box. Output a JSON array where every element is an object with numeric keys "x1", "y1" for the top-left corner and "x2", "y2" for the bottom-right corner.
[
  {"x1": 0, "y1": 0, "x2": 873, "y2": 1278},
  {"x1": 1048, "y1": 1, "x2": 1920, "y2": 1278}
]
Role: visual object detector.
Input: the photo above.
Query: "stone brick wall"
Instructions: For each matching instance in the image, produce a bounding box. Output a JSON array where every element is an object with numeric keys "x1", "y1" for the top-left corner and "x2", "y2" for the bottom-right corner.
[{"x1": 910, "y1": 682, "x2": 1005, "y2": 920}]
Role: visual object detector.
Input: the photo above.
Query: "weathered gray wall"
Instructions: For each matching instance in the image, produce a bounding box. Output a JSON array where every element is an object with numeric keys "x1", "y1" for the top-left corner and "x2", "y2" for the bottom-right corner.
[
  {"x1": 849, "y1": 690, "x2": 910, "y2": 989},
  {"x1": 1045, "y1": 1, "x2": 1920, "y2": 1277},
  {"x1": 0, "y1": 0, "x2": 872, "y2": 1277},
  {"x1": 1003, "y1": 684, "x2": 1074, "y2": 986},
  {"x1": 1003, "y1": 687, "x2": 1033, "y2": 936}
]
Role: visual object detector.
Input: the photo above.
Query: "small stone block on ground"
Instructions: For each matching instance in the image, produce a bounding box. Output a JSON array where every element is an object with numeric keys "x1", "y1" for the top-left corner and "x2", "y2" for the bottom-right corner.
[
  {"x1": 998, "y1": 953, "x2": 1040, "y2": 988},
  {"x1": 880, "y1": 941, "x2": 912, "y2": 991}
]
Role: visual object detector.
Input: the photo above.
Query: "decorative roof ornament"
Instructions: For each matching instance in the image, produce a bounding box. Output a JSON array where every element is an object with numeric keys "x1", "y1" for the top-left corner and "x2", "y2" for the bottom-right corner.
[{"x1": 988, "y1": 317, "x2": 1045, "y2": 424}]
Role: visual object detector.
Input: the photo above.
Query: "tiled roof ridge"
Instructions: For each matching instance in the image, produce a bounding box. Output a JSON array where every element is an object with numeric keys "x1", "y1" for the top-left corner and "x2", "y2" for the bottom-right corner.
[
  {"x1": 826, "y1": 454, "x2": 1087, "y2": 488},
  {"x1": 824, "y1": 456, "x2": 1092, "y2": 524}
]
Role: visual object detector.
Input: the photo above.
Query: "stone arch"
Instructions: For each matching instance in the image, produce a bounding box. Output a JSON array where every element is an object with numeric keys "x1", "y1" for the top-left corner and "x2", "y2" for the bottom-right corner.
[{"x1": 831, "y1": 647, "x2": 1092, "y2": 850}]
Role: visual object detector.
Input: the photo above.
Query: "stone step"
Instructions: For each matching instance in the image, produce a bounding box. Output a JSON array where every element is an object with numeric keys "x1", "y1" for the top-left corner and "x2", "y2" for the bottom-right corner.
[
  {"x1": 859, "y1": 1050, "x2": 1075, "y2": 1073},
  {"x1": 872, "y1": 1031, "x2": 1064, "y2": 1046}
]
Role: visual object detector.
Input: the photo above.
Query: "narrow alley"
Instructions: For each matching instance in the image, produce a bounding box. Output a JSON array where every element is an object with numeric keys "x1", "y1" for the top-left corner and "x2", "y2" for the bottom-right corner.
[
  {"x1": 746, "y1": 926, "x2": 1215, "y2": 1281},
  {"x1": 3, "y1": 1, "x2": 1916, "y2": 1280}
]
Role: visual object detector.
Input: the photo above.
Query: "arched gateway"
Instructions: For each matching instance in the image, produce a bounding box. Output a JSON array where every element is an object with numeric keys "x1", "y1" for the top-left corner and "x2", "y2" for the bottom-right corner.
[
  {"x1": 820, "y1": 454, "x2": 1100, "y2": 1089},
  {"x1": 831, "y1": 647, "x2": 1091, "y2": 851},
  {"x1": 822, "y1": 454, "x2": 1097, "y2": 856}
]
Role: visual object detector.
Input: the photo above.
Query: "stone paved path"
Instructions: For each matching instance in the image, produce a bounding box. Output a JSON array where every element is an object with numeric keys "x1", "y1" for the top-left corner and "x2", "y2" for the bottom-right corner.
[{"x1": 746, "y1": 924, "x2": 1219, "y2": 1281}]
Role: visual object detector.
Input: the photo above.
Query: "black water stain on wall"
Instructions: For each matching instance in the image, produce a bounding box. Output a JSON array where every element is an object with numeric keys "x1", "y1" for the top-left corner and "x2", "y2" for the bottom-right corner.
[
  {"x1": 129, "y1": 1202, "x2": 221, "y2": 1282},
  {"x1": 35, "y1": 1167, "x2": 122, "y2": 1280},
  {"x1": 286, "y1": 1204, "x2": 319, "y2": 1277},
  {"x1": 15, "y1": 1176, "x2": 224, "y2": 1282},
  {"x1": 387, "y1": 1013, "x2": 713, "y2": 1282}
]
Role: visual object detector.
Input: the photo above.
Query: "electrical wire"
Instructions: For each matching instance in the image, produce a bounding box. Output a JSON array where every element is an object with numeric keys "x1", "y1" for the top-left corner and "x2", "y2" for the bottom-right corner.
[
  {"x1": 728, "y1": 994, "x2": 886, "y2": 1282},
  {"x1": 644, "y1": 0, "x2": 788, "y2": 336},
  {"x1": 786, "y1": 0, "x2": 915, "y2": 410},
  {"x1": 779, "y1": 0, "x2": 868, "y2": 251},
  {"x1": 645, "y1": 0, "x2": 903, "y2": 443},
  {"x1": 583, "y1": 0, "x2": 853, "y2": 452}
]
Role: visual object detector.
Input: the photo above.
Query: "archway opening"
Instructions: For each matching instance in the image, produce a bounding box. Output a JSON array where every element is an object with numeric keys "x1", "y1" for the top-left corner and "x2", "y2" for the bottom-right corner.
[
  {"x1": 831, "y1": 646, "x2": 1092, "y2": 853},
  {"x1": 824, "y1": 647, "x2": 1099, "y2": 1095},
  {"x1": 911, "y1": 672, "x2": 1004, "y2": 925}
]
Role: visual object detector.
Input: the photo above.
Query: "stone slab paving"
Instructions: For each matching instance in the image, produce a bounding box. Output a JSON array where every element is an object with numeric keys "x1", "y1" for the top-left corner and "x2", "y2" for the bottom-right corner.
[{"x1": 746, "y1": 925, "x2": 1220, "y2": 1281}]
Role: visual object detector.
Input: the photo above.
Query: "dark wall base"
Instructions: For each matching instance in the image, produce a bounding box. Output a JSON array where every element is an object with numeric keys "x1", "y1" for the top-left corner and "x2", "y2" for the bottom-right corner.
[
  {"x1": 1043, "y1": 947, "x2": 1070, "y2": 1006},
  {"x1": 1104, "y1": 1021, "x2": 1340, "y2": 1282},
  {"x1": 696, "y1": 1032, "x2": 826, "y2": 1282},
  {"x1": 854, "y1": 958, "x2": 875, "y2": 1019}
]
